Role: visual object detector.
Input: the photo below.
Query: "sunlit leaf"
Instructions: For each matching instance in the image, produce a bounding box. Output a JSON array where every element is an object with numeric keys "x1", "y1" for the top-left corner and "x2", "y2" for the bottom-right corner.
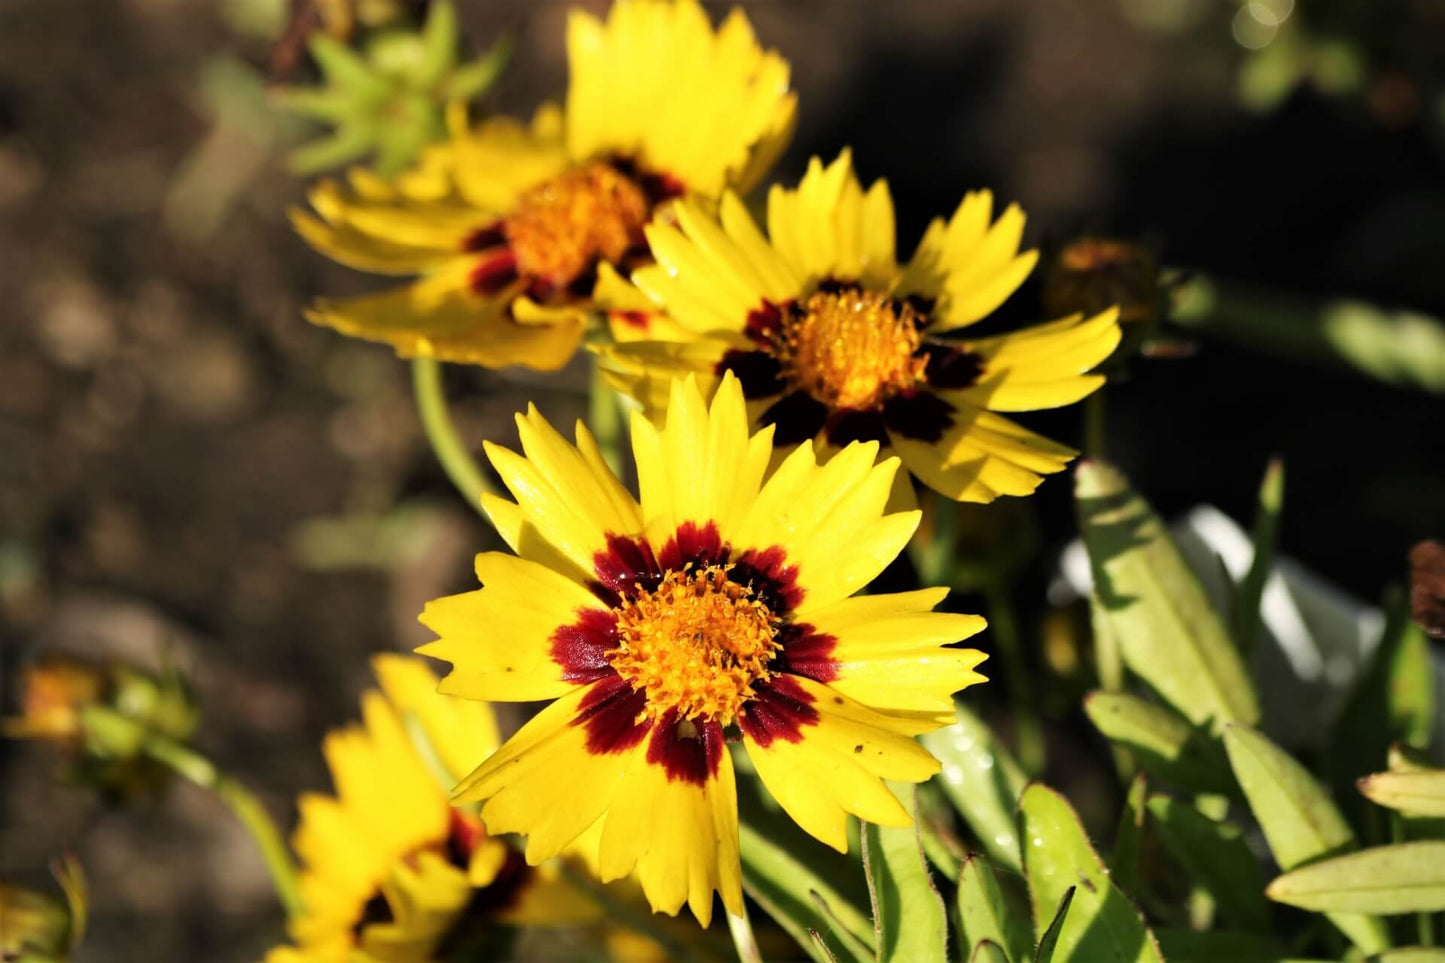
[
  {"x1": 1376, "y1": 949, "x2": 1445, "y2": 962},
  {"x1": 957, "y1": 854, "x2": 1031, "y2": 963},
  {"x1": 1083, "y1": 692, "x2": 1234, "y2": 794},
  {"x1": 862, "y1": 787, "x2": 948, "y2": 963},
  {"x1": 1223, "y1": 725, "x2": 1389, "y2": 953},
  {"x1": 415, "y1": 0, "x2": 459, "y2": 88},
  {"x1": 1032, "y1": 887, "x2": 1074, "y2": 963},
  {"x1": 1018, "y1": 784, "x2": 1164, "y2": 963},
  {"x1": 1075, "y1": 461, "x2": 1259, "y2": 733},
  {"x1": 1266, "y1": 841, "x2": 1445, "y2": 913},
  {"x1": 972, "y1": 940, "x2": 1011, "y2": 963},
  {"x1": 307, "y1": 35, "x2": 390, "y2": 100},
  {"x1": 1145, "y1": 795, "x2": 1270, "y2": 931},
  {"x1": 1359, "y1": 771, "x2": 1445, "y2": 817},
  {"x1": 1232, "y1": 458, "x2": 1284, "y2": 656},
  {"x1": 739, "y1": 822, "x2": 872, "y2": 963},
  {"x1": 921, "y1": 706, "x2": 1028, "y2": 870}
]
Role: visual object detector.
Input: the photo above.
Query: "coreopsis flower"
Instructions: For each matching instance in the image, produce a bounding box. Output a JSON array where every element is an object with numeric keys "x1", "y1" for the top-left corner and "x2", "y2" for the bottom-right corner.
[
  {"x1": 417, "y1": 373, "x2": 987, "y2": 923},
  {"x1": 600, "y1": 150, "x2": 1122, "y2": 503},
  {"x1": 292, "y1": 0, "x2": 796, "y2": 371},
  {"x1": 266, "y1": 655, "x2": 594, "y2": 963}
]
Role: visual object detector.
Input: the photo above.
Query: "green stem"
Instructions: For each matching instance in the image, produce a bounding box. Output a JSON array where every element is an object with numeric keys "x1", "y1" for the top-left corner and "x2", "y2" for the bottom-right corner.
[
  {"x1": 984, "y1": 580, "x2": 1046, "y2": 776},
  {"x1": 726, "y1": 906, "x2": 765, "y2": 963},
  {"x1": 411, "y1": 356, "x2": 496, "y2": 519},
  {"x1": 143, "y1": 733, "x2": 303, "y2": 918},
  {"x1": 588, "y1": 361, "x2": 625, "y2": 477},
  {"x1": 1084, "y1": 390, "x2": 1106, "y2": 459}
]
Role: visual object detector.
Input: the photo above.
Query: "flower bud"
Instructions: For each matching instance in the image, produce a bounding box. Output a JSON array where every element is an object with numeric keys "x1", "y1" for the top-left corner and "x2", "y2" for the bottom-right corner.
[{"x1": 1043, "y1": 237, "x2": 1161, "y2": 326}]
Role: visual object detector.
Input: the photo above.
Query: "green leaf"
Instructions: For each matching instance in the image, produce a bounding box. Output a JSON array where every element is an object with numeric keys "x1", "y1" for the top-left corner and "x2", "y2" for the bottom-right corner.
[
  {"x1": 1223, "y1": 725, "x2": 1389, "y2": 953},
  {"x1": 957, "y1": 854, "x2": 1032, "y2": 963},
  {"x1": 921, "y1": 706, "x2": 1028, "y2": 869},
  {"x1": 1359, "y1": 771, "x2": 1445, "y2": 817},
  {"x1": 444, "y1": 35, "x2": 514, "y2": 101},
  {"x1": 739, "y1": 822, "x2": 872, "y2": 963},
  {"x1": 1153, "y1": 928, "x2": 1325, "y2": 963},
  {"x1": 1232, "y1": 457, "x2": 1284, "y2": 656},
  {"x1": 1109, "y1": 774, "x2": 1148, "y2": 894},
  {"x1": 1033, "y1": 887, "x2": 1075, "y2": 963},
  {"x1": 1075, "y1": 461, "x2": 1259, "y2": 733},
  {"x1": 286, "y1": 124, "x2": 376, "y2": 175},
  {"x1": 1083, "y1": 692, "x2": 1235, "y2": 794},
  {"x1": 809, "y1": 891, "x2": 877, "y2": 963},
  {"x1": 1266, "y1": 841, "x2": 1445, "y2": 914},
  {"x1": 1018, "y1": 784, "x2": 1164, "y2": 963},
  {"x1": 1376, "y1": 949, "x2": 1445, "y2": 962},
  {"x1": 307, "y1": 35, "x2": 390, "y2": 100},
  {"x1": 415, "y1": 0, "x2": 459, "y2": 88},
  {"x1": 972, "y1": 940, "x2": 1011, "y2": 963},
  {"x1": 1145, "y1": 795, "x2": 1270, "y2": 931},
  {"x1": 862, "y1": 788, "x2": 948, "y2": 963}
]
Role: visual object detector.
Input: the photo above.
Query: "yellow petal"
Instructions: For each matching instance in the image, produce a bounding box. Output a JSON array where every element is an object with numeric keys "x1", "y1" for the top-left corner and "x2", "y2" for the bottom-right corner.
[
  {"x1": 956, "y1": 308, "x2": 1121, "y2": 411},
  {"x1": 371, "y1": 653, "x2": 501, "y2": 783},
  {"x1": 766, "y1": 149, "x2": 899, "y2": 286},
  {"x1": 452, "y1": 104, "x2": 570, "y2": 212},
  {"x1": 418, "y1": 552, "x2": 609, "y2": 703},
  {"x1": 891, "y1": 405, "x2": 1076, "y2": 504}
]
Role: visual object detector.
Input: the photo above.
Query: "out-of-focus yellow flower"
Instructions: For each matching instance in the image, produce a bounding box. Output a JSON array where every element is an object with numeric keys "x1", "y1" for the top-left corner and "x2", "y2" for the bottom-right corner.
[
  {"x1": 0, "y1": 856, "x2": 87, "y2": 963},
  {"x1": 265, "y1": 655, "x2": 596, "y2": 963},
  {"x1": 292, "y1": 0, "x2": 796, "y2": 372},
  {"x1": 417, "y1": 374, "x2": 987, "y2": 924},
  {"x1": 599, "y1": 150, "x2": 1121, "y2": 504},
  {"x1": 3, "y1": 659, "x2": 199, "y2": 800}
]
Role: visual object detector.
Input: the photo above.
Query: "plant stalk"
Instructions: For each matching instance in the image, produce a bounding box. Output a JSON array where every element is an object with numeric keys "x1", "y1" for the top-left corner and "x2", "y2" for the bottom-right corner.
[{"x1": 411, "y1": 356, "x2": 496, "y2": 519}]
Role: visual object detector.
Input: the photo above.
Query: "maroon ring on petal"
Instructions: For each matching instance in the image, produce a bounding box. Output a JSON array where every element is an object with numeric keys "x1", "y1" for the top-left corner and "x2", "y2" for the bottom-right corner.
[
  {"x1": 573, "y1": 674, "x2": 652, "y2": 756},
  {"x1": 738, "y1": 675, "x2": 820, "y2": 747},
  {"x1": 771, "y1": 621, "x2": 839, "y2": 683},
  {"x1": 646, "y1": 712, "x2": 725, "y2": 786},
  {"x1": 761, "y1": 391, "x2": 829, "y2": 446},
  {"x1": 882, "y1": 389, "x2": 955, "y2": 444}
]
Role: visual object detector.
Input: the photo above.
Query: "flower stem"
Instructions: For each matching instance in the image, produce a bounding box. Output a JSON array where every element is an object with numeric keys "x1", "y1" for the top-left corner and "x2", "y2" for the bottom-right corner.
[
  {"x1": 984, "y1": 580, "x2": 1046, "y2": 776},
  {"x1": 726, "y1": 906, "x2": 764, "y2": 963},
  {"x1": 411, "y1": 356, "x2": 496, "y2": 519},
  {"x1": 142, "y1": 733, "x2": 303, "y2": 918},
  {"x1": 588, "y1": 361, "x2": 625, "y2": 476}
]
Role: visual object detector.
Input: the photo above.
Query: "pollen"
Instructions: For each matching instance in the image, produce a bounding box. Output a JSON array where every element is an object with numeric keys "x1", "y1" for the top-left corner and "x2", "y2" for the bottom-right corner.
[
  {"x1": 503, "y1": 162, "x2": 651, "y2": 293},
  {"x1": 776, "y1": 288, "x2": 927, "y2": 410},
  {"x1": 610, "y1": 565, "x2": 781, "y2": 725}
]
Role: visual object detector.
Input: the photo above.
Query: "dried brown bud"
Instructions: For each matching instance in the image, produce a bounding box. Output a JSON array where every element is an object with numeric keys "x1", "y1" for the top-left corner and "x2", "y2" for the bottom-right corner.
[
  {"x1": 1043, "y1": 237, "x2": 1161, "y2": 326},
  {"x1": 1409, "y1": 539, "x2": 1445, "y2": 639}
]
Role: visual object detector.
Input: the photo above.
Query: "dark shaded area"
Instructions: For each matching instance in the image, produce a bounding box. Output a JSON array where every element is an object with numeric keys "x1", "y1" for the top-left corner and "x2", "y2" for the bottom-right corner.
[{"x1": 1, "y1": 0, "x2": 1443, "y2": 959}]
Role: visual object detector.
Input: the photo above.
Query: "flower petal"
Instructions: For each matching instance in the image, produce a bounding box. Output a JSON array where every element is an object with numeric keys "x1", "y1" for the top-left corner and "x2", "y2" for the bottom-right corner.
[
  {"x1": 371, "y1": 654, "x2": 501, "y2": 785},
  {"x1": 955, "y1": 309, "x2": 1121, "y2": 411},
  {"x1": 890, "y1": 406, "x2": 1077, "y2": 504}
]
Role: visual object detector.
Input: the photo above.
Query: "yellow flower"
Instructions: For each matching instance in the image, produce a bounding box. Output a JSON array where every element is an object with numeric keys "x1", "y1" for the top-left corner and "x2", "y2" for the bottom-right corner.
[
  {"x1": 600, "y1": 150, "x2": 1122, "y2": 503},
  {"x1": 267, "y1": 655, "x2": 595, "y2": 963},
  {"x1": 417, "y1": 373, "x2": 987, "y2": 924},
  {"x1": 292, "y1": 0, "x2": 796, "y2": 371}
]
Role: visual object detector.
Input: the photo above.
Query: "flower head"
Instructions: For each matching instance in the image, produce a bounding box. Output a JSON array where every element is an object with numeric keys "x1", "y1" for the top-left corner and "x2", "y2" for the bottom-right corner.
[
  {"x1": 417, "y1": 373, "x2": 987, "y2": 924},
  {"x1": 293, "y1": 0, "x2": 796, "y2": 371},
  {"x1": 600, "y1": 150, "x2": 1122, "y2": 503},
  {"x1": 267, "y1": 655, "x2": 594, "y2": 963}
]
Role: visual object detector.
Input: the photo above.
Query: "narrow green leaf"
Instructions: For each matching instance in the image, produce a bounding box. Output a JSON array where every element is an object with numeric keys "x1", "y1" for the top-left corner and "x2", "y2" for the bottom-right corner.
[
  {"x1": 862, "y1": 788, "x2": 948, "y2": 963},
  {"x1": 271, "y1": 86, "x2": 358, "y2": 121},
  {"x1": 1109, "y1": 774, "x2": 1148, "y2": 894},
  {"x1": 1233, "y1": 458, "x2": 1284, "y2": 655},
  {"x1": 809, "y1": 930, "x2": 842, "y2": 963},
  {"x1": 957, "y1": 854, "x2": 1031, "y2": 963},
  {"x1": 1032, "y1": 887, "x2": 1075, "y2": 963},
  {"x1": 740, "y1": 822, "x2": 872, "y2": 963},
  {"x1": 1377, "y1": 949, "x2": 1445, "y2": 962},
  {"x1": 286, "y1": 125, "x2": 376, "y2": 175},
  {"x1": 1153, "y1": 928, "x2": 1325, "y2": 963},
  {"x1": 972, "y1": 940, "x2": 1011, "y2": 963},
  {"x1": 307, "y1": 35, "x2": 390, "y2": 100},
  {"x1": 1018, "y1": 784, "x2": 1164, "y2": 963},
  {"x1": 444, "y1": 35, "x2": 514, "y2": 101},
  {"x1": 809, "y1": 891, "x2": 876, "y2": 963},
  {"x1": 922, "y1": 706, "x2": 1028, "y2": 869},
  {"x1": 1223, "y1": 725, "x2": 1389, "y2": 953},
  {"x1": 1083, "y1": 692, "x2": 1235, "y2": 794},
  {"x1": 1146, "y1": 795, "x2": 1270, "y2": 931},
  {"x1": 1360, "y1": 771, "x2": 1445, "y2": 817},
  {"x1": 415, "y1": 0, "x2": 459, "y2": 88},
  {"x1": 1267, "y1": 841, "x2": 1445, "y2": 914},
  {"x1": 1076, "y1": 461, "x2": 1259, "y2": 732}
]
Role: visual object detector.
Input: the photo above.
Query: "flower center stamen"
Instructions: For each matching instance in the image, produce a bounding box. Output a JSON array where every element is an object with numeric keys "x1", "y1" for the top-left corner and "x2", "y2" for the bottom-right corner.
[
  {"x1": 502, "y1": 162, "x2": 651, "y2": 293},
  {"x1": 776, "y1": 288, "x2": 927, "y2": 410},
  {"x1": 610, "y1": 565, "x2": 780, "y2": 725}
]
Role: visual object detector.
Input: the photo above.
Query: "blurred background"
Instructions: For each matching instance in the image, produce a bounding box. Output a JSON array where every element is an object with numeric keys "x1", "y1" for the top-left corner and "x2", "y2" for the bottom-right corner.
[{"x1": 2, "y1": 0, "x2": 1443, "y2": 959}]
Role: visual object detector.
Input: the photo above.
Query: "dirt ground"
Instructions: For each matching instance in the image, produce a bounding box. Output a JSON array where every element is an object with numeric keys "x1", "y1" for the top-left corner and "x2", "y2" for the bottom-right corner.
[{"x1": 3, "y1": 1, "x2": 1443, "y2": 960}]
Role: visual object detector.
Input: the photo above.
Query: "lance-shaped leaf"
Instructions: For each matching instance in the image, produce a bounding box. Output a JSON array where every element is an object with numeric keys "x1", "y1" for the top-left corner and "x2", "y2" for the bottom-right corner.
[
  {"x1": 1083, "y1": 692, "x2": 1235, "y2": 794},
  {"x1": 1223, "y1": 725, "x2": 1389, "y2": 953},
  {"x1": 1033, "y1": 887, "x2": 1075, "y2": 963},
  {"x1": 1110, "y1": 774, "x2": 1148, "y2": 894},
  {"x1": 1076, "y1": 461, "x2": 1259, "y2": 732},
  {"x1": 922, "y1": 706, "x2": 1028, "y2": 869},
  {"x1": 957, "y1": 854, "x2": 1032, "y2": 963},
  {"x1": 862, "y1": 787, "x2": 948, "y2": 963},
  {"x1": 1376, "y1": 949, "x2": 1445, "y2": 962},
  {"x1": 972, "y1": 941, "x2": 1011, "y2": 963},
  {"x1": 740, "y1": 822, "x2": 873, "y2": 963},
  {"x1": 1232, "y1": 458, "x2": 1284, "y2": 656},
  {"x1": 1267, "y1": 841, "x2": 1445, "y2": 913},
  {"x1": 1019, "y1": 784, "x2": 1164, "y2": 963},
  {"x1": 1146, "y1": 795, "x2": 1270, "y2": 931},
  {"x1": 1359, "y1": 771, "x2": 1445, "y2": 817}
]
